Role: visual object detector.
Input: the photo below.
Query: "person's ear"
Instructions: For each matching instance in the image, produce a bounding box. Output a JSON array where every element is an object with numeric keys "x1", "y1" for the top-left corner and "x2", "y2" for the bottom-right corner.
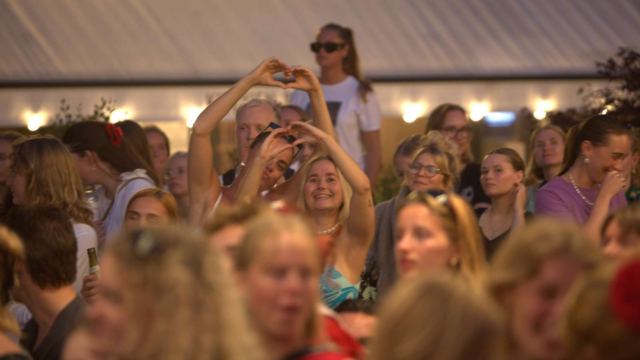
[
  {"x1": 341, "y1": 44, "x2": 350, "y2": 59},
  {"x1": 515, "y1": 170, "x2": 524, "y2": 184},
  {"x1": 580, "y1": 140, "x2": 594, "y2": 160}
]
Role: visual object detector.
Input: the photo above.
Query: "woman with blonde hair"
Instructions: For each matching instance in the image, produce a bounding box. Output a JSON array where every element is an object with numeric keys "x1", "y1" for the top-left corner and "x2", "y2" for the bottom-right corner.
[
  {"x1": 369, "y1": 131, "x2": 460, "y2": 297},
  {"x1": 600, "y1": 204, "x2": 640, "y2": 260},
  {"x1": 487, "y1": 219, "x2": 601, "y2": 360},
  {"x1": 166, "y1": 151, "x2": 189, "y2": 221},
  {"x1": 524, "y1": 124, "x2": 566, "y2": 212},
  {"x1": 564, "y1": 255, "x2": 640, "y2": 360},
  {"x1": 425, "y1": 103, "x2": 490, "y2": 209},
  {"x1": 7, "y1": 135, "x2": 97, "y2": 293},
  {"x1": 369, "y1": 272, "x2": 502, "y2": 360},
  {"x1": 395, "y1": 191, "x2": 486, "y2": 284},
  {"x1": 85, "y1": 226, "x2": 260, "y2": 360},
  {"x1": 234, "y1": 212, "x2": 352, "y2": 360},
  {"x1": 0, "y1": 226, "x2": 30, "y2": 359}
]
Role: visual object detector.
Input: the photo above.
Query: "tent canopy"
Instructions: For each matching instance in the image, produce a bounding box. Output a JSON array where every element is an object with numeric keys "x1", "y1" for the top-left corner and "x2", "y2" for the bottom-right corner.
[{"x1": 2, "y1": 0, "x2": 639, "y2": 84}]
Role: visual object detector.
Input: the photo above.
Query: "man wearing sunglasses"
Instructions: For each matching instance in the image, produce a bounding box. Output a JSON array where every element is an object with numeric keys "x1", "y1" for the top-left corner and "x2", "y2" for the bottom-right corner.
[{"x1": 187, "y1": 57, "x2": 334, "y2": 226}]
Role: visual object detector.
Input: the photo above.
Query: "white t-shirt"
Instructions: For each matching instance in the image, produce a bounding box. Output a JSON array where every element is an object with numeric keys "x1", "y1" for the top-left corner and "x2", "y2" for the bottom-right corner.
[
  {"x1": 289, "y1": 75, "x2": 381, "y2": 169},
  {"x1": 95, "y1": 169, "x2": 155, "y2": 242},
  {"x1": 72, "y1": 221, "x2": 98, "y2": 294}
]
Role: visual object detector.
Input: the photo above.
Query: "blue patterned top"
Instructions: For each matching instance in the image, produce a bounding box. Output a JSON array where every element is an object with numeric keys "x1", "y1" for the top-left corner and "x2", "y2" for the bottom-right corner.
[{"x1": 319, "y1": 264, "x2": 360, "y2": 309}]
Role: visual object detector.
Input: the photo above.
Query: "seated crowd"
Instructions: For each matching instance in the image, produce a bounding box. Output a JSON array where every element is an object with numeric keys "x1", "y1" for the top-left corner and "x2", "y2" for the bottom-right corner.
[{"x1": 0, "y1": 23, "x2": 639, "y2": 360}]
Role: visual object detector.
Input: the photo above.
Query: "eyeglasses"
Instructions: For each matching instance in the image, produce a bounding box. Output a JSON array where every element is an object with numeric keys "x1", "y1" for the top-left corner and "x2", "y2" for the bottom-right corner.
[
  {"x1": 310, "y1": 42, "x2": 346, "y2": 53},
  {"x1": 166, "y1": 168, "x2": 186, "y2": 177},
  {"x1": 408, "y1": 163, "x2": 441, "y2": 177},
  {"x1": 442, "y1": 126, "x2": 470, "y2": 138},
  {"x1": 250, "y1": 122, "x2": 301, "y2": 159}
]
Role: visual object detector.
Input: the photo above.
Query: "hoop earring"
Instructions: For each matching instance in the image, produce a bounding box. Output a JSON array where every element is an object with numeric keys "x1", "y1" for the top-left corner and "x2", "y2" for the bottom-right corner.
[{"x1": 583, "y1": 157, "x2": 591, "y2": 164}]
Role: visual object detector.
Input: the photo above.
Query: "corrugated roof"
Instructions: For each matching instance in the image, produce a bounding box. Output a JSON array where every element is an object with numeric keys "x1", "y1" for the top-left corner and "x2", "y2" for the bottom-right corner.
[{"x1": 1, "y1": 0, "x2": 639, "y2": 83}]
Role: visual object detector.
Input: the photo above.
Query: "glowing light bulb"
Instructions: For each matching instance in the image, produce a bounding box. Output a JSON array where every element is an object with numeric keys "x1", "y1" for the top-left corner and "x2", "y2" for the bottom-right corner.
[
  {"x1": 27, "y1": 114, "x2": 46, "y2": 131},
  {"x1": 109, "y1": 109, "x2": 131, "y2": 123},
  {"x1": 533, "y1": 109, "x2": 547, "y2": 120},
  {"x1": 185, "y1": 107, "x2": 205, "y2": 128},
  {"x1": 534, "y1": 100, "x2": 555, "y2": 120},
  {"x1": 469, "y1": 103, "x2": 489, "y2": 122},
  {"x1": 402, "y1": 102, "x2": 427, "y2": 123}
]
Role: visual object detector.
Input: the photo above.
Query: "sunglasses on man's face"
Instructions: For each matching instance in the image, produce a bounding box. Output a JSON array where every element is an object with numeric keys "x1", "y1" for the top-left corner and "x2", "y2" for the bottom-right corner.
[
  {"x1": 310, "y1": 42, "x2": 346, "y2": 53},
  {"x1": 250, "y1": 122, "x2": 301, "y2": 159}
]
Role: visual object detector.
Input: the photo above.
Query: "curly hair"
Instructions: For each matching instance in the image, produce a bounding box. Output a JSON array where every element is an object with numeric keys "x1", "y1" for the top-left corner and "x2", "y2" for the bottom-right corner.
[{"x1": 107, "y1": 226, "x2": 263, "y2": 360}]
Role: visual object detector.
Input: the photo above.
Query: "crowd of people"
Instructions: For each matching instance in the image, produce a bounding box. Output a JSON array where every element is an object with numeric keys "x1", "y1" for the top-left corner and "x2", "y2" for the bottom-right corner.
[{"x1": 0, "y1": 22, "x2": 639, "y2": 360}]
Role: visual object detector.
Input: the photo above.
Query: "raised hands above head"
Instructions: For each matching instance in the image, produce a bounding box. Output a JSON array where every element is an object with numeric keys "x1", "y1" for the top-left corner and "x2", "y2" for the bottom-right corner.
[
  {"x1": 249, "y1": 57, "x2": 292, "y2": 89},
  {"x1": 285, "y1": 66, "x2": 322, "y2": 93}
]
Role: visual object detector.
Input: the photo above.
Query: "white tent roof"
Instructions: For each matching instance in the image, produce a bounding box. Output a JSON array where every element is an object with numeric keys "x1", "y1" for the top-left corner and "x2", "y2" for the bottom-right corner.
[{"x1": 2, "y1": 0, "x2": 639, "y2": 83}]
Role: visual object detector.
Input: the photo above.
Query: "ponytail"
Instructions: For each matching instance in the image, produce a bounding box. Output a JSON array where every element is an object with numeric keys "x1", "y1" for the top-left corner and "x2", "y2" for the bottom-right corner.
[
  {"x1": 320, "y1": 23, "x2": 372, "y2": 102},
  {"x1": 558, "y1": 115, "x2": 629, "y2": 177}
]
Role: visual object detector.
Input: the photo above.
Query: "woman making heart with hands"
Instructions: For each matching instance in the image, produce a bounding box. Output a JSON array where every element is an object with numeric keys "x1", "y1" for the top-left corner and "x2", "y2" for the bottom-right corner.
[
  {"x1": 187, "y1": 58, "x2": 333, "y2": 226},
  {"x1": 237, "y1": 118, "x2": 374, "y2": 309}
]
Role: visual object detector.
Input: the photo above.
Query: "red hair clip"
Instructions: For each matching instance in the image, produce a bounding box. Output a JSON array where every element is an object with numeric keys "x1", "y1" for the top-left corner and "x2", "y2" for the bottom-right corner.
[
  {"x1": 610, "y1": 259, "x2": 640, "y2": 333},
  {"x1": 105, "y1": 123, "x2": 124, "y2": 146}
]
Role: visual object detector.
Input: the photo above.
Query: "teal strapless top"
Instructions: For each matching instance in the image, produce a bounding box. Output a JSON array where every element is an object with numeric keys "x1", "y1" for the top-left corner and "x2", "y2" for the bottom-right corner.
[{"x1": 319, "y1": 264, "x2": 360, "y2": 309}]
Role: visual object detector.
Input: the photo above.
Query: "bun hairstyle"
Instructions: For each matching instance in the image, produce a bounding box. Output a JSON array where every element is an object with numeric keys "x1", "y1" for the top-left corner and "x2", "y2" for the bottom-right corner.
[
  {"x1": 408, "y1": 131, "x2": 460, "y2": 190},
  {"x1": 559, "y1": 114, "x2": 630, "y2": 176},
  {"x1": 524, "y1": 124, "x2": 566, "y2": 186},
  {"x1": 319, "y1": 23, "x2": 372, "y2": 102},
  {"x1": 62, "y1": 121, "x2": 160, "y2": 186}
]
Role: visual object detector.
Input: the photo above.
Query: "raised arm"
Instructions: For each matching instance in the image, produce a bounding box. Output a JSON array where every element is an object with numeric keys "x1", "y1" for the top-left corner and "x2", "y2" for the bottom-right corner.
[
  {"x1": 234, "y1": 129, "x2": 293, "y2": 203},
  {"x1": 289, "y1": 122, "x2": 373, "y2": 245},
  {"x1": 188, "y1": 57, "x2": 291, "y2": 225}
]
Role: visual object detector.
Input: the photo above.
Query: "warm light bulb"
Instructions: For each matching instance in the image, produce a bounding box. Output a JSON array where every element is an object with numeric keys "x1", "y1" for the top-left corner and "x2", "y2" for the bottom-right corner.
[
  {"x1": 469, "y1": 103, "x2": 489, "y2": 122},
  {"x1": 533, "y1": 109, "x2": 547, "y2": 120},
  {"x1": 185, "y1": 107, "x2": 205, "y2": 128},
  {"x1": 110, "y1": 109, "x2": 131, "y2": 123},
  {"x1": 27, "y1": 114, "x2": 46, "y2": 131},
  {"x1": 402, "y1": 102, "x2": 427, "y2": 124}
]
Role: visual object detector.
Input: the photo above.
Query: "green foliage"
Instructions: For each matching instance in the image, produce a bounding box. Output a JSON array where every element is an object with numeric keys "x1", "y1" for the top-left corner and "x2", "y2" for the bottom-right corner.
[
  {"x1": 38, "y1": 98, "x2": 116, "y2": 139},
  {"x1": 373, "y1": 164, "x2": 401, "y2": 205}
]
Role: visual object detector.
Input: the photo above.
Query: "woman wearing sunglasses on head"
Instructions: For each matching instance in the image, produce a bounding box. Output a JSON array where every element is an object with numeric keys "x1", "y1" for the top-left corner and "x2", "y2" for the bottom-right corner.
[
  {"x1": 290, "y1": 23, "x2": 381, "y2": 187},
  {"x1": 368, "y1": 131, "x2": 460, "y2": 297},
  {"x1": 236, "y1": 117, "x2": 374, "y2": 309},
  {"x1": 188, "y1": 58, "x2": 333, "y2": 226}
]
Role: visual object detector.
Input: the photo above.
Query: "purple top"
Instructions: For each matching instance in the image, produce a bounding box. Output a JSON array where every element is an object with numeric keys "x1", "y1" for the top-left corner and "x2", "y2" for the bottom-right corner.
[{"x1": 535, "y1": 176, "x2": 627, "y2": 225}]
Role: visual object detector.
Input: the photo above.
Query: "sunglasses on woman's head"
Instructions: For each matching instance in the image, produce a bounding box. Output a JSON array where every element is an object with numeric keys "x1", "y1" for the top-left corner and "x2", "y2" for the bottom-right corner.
[
  {"x1": 250, "y1": 122, "x2": 301, "y2": 158},
  {"x1": 310, "y1": 42, "x2": 346, "y2": 53}
]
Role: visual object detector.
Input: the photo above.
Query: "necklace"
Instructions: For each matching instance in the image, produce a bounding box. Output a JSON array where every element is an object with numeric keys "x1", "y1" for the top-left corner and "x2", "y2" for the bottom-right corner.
[
  {"x1": 317, "y1": 221, "x2": 340, "y2": 235},
  {"x1": 568, "y1": 172, "x2": 595, "y2": 206},
  {"x1": 487, "y1": 208, "x2": 513, "y2": 240}
]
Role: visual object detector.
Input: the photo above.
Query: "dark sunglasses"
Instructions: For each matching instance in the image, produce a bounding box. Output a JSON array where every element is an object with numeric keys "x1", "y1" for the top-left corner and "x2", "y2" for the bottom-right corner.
[
  {"x1": 250, "y1": 122, "x2": 301, "y2": 158},
  {"x1": 310, "y1": 42, "x2": 346, "y2": 53}
]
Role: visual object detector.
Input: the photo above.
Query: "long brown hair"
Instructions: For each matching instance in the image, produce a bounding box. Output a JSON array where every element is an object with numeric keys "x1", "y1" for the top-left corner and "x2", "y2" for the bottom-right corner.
[
  {"x1": 524, "y1": 124, "x2": 566, "y2": 186},
  {"x1": 424, "y1": 103, "x2": 474, "y2": 164},
  {"x1": 117, "y1": 120, "x2": 157, "y2": 180},
  {"x1": 319, "y1": 23, "x2": 372, "y2": 101},
  {"x1": 62, "y1": 121, "x2": 160, "y2": 186},
  {"x1": 559, "y1": 115, "x2": 630, "y2": 176},
  {"x1": 11, "y1": 135, "x2": 94, "y2": 225}
]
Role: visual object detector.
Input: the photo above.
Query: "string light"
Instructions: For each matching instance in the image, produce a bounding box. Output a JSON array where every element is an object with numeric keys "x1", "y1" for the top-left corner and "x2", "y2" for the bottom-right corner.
[
  {"x1": 534, "y1": 100, "x2": 555, "y2": 120},
  {"x1": 402, "y1": 102, "x2": 427, "y2": 123},
  {"x1": 26, "y1": 113, "x2": 46, "y2": 131},
  {"x1": 109, "y1": 109, "x2": 132, "y2": 123},
  {"x1": 469, "y1": 102, "x2": 489, "y2": 122}
]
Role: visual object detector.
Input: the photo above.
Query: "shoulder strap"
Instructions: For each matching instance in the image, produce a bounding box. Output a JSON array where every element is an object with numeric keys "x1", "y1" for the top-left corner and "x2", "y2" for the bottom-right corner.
[{"x1": 100, "y1": 177, "x2": 150, "y2": 222}]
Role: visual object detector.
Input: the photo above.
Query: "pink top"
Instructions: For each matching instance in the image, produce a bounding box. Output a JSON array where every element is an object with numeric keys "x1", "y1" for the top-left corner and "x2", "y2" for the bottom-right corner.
[{"x1": 535, "y1": 176, "x2": 627, "y2": 225}]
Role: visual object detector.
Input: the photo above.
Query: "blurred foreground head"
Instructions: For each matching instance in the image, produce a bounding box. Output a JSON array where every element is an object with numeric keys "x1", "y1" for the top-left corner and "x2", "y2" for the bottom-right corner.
[
  {"x1": 85, "y1": 226, "x2": 261, "y2": 360},
  {"x1": 369, "y1": 271, "x2": 502, "y2": 360},
  {"x1": 488, "y1": 219, "x2": 601, "y2": 360},
  {"x1": 564, "y1": 253, "x2": 640, "y2": 360}
]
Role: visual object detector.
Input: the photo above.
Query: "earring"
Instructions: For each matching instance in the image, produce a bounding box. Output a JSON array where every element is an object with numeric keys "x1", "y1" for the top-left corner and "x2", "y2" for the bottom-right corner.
[
  {"x1": 633, "y1": 168, "x2": 637, "y2": 175},
  {"x1": 449, "y1": 257, "x2": 459, "y2": 268},
  {"x1": 583, "y1": 157, "x2": 591, "y2": 164}
]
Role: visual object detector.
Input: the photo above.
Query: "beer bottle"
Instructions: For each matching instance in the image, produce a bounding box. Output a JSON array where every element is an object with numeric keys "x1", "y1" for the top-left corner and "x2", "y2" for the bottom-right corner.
[{"x1": 87, "y1": 248, "x2": 100, "y2": 277}]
